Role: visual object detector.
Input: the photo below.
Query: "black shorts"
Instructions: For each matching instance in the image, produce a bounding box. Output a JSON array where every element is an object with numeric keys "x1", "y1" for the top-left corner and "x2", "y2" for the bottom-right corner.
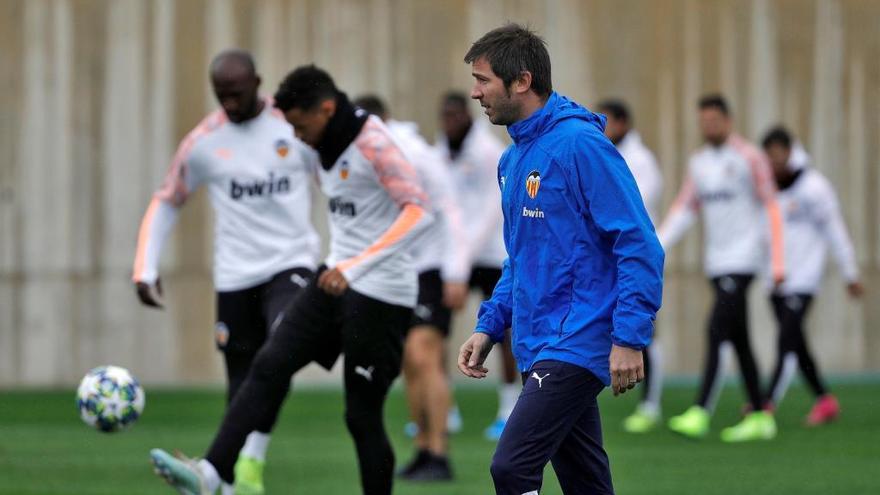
[
  {"x1": 410, "y1": 270, "x2": 453, "y2": 337},
  {"x1": 469, "y1": 265, "x2": 502, "y2": 299},
  {"x1": 275, "y1": 266, "x2": 413, "y2": 383},
  {"x1": 215, "y1": 267, "x2": 313, "y2": 355}
]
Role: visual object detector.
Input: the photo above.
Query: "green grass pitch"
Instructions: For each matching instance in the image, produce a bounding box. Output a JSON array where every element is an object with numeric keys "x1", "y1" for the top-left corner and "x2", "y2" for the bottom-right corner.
[{"x1": 1, "y1": 381, "x2": 878, "y2": 494}]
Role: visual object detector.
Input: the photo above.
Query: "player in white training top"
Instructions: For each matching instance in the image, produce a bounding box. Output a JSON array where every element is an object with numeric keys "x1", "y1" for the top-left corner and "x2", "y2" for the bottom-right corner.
[
  {"x1": 150, "y1": 65, "x2": 432, "y2": 495},
  {"x1": 660, "y1": 95, "x2": 785, "y2": 443},
  {"x1": 133, "y1": 50, "x2": 319, "y2": 495},
  {"x1": 598, "y1": 99, "x2": 665, "y2": 434},
  {"x1": 761, "y1": 126, "x2": 863, "y2": 426},
  {"x1": 435, "y1": 91, "x2": 519, "y2": 441},
  {"x1": 354, "y1": 95, "x2": 468, "y2": 481}
]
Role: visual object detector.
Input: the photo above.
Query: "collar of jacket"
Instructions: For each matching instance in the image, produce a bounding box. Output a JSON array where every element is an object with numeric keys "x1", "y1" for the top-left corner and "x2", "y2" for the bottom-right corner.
[
  {"x1": 316, "y1": 91, "x2": 368, "y2": 169},
  {"x1": 506, "y1": 91, "x2": 561, "y2": 144}
]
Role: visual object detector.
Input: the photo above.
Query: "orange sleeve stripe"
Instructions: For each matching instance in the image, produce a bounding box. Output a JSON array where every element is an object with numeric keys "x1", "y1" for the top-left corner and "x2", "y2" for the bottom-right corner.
[
  {"x1": 766, "y1": 200, "x2": 786, "y2": 281},
  {"x1": 156, "y1": 110, "x2": 228, "y2": 205},
  {"x1": 336, "y1": 204, "x2": 425, "y2": 273},
  {"x1": 132, "y1": 198, "x2": 160, "y2": 282},
  {"x1": 732, "y1": 136, "x2": 786, "y2": 281}
]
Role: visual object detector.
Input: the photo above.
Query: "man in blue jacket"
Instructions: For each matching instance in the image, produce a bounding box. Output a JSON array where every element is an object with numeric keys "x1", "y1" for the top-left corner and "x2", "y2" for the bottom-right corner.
[{"x1": 457, "y1": 24, "x2": 664, "y2": 495}]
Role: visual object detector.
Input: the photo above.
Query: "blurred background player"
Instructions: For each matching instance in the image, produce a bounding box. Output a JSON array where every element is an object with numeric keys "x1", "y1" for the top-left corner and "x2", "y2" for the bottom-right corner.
[
  {"x1": 659, "y1": 94, "x2": 785, "y2": 443},
  {"x1": 598, "y1": 99, "x2": 664, "y2": 433},
  {"x1": 761, "y1": 126, "x2": 863, "y2": 426},
  {"x1": 132, "y1": 50, "x2": 319, "y2": 495},
  {"x1": 149, "y1": 65, "x2": 432, "y2": 495},
  {"x1": 436, "y1": 91, "x2": 519, "y2": 440},
  {"x1": 353, "y1": 95, "x2": 468, "y2": 481}
]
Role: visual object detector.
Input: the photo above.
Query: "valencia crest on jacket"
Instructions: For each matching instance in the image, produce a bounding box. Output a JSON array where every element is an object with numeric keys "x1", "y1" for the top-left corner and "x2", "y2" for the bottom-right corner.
[{"x1": 526, "y1": 170, "x2": 541, "y2": 199}]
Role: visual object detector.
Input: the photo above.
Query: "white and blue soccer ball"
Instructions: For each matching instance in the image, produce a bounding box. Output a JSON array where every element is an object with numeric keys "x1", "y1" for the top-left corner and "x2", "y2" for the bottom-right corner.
[{"x1": 76, "y1": 365, "x2": 145, "y2": 433}]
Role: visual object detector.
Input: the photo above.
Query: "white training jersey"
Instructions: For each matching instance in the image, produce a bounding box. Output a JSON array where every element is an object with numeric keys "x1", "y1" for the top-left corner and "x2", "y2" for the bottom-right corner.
[
  {"x1": 386, "y1": 120, "x2": 469, "y2": 282},
  {"x1": 772, "y1": 167, "x2": 858, "y2": 295},
  {"x1": 659, "y1": 134, "x2": 785, "y2": 279},
  {"x1": 435, "y1": 121, "x2": 507, "y2": 269},
  {"x1": 615, "y1": 130, "x2": 663, "y2": 222},
  {"x1": 133, "y1": 100, "x2": 320, "y2": 291},
  {"x1": 321, "y1": 116, "x2": 433, "y2": 308}
]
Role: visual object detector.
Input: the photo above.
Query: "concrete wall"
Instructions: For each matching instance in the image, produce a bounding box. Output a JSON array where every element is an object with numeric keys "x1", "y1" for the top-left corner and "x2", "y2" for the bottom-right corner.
[{"x1": 1, "y1": 0, "x2": 878, "y2": 386}]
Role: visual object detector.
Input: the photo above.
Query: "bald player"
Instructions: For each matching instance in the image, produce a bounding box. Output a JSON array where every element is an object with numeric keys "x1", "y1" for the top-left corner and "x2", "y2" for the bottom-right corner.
[{"x1": 133, "y1": 50, "x2": 320, "y2": 495}]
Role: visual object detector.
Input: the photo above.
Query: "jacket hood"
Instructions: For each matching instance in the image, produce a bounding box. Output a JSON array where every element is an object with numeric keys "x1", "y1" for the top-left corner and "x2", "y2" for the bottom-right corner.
[{"x1": 507, "y1": 92, "x2": 606, "y2": 144}]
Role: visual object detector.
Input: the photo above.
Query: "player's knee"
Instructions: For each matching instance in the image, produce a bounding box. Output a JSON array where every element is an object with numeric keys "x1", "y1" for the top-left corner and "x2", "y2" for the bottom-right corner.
[
  {"x1": 344, "y1": 408, "x2": 381, "y2": 439},
  {"x1": 489, "y1": 450, "x2": 521, "y2": 484}
]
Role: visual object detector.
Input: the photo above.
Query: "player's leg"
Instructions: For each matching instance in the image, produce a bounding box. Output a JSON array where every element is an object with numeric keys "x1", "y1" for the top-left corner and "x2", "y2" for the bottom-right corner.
[
  {"x1": 720, "y1": 275, "x2": 776, "y2": 442},
  {"x1": 340, "y1": 290, "x2": 411, "y2": 495},
  {"x1": 766, "y1": 294, "x2": 800, "y2": 407},
  {"x1": 549, "y1": 370, "x2": 614, "y2": 495},
  {"x1": 150, "y1": 281, "x2": 340, "y2": 493},
  {"x1": 215, "y1": 286, "x2": 264, "y2": 405},
  {"x1": 782, "y1": 294, "x2": 839, "y2": 425},
  {"x1": 399, "y1": 270, "x2": 450, "y2": 477},
  {"x1": 490, "y1": 361, "x2": 606, "y2": 495},
  {"x1": 669, "y1": 277, "x2": 729, "y2": 438},
  {"x1": 399, "y1": 327, "x2": 453, "y2": 480},
  {"x1": 623, "y1": 343, "x2": 663, "y2": 433},
  {"x1": 234, "y1": 267, "x2": 314, "y2": 494},
  {"x1": 472, "y1": 266, "x2": 520, "y2": 440}
]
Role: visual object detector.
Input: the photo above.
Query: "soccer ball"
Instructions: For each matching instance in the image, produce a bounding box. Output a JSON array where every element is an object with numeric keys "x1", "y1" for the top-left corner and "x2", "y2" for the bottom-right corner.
[{"x1": 76, "y1": 365, "x2": 145, "y2": 433}]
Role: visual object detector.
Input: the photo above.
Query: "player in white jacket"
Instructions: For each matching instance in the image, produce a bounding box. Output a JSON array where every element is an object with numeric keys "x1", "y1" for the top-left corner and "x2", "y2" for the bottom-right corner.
[
  {"x1": 761, "y1": 127, "x2": 863, "y2": 426},
  {"x1": 353, "y1": 95, "x2": 467, "y2": 481},
  {"x1": 660, "y1": 95, "x2": 785, "y2": 443},
  {"x1": 435, "y1": 91, "x2": 519, "y2": 441},
  {"x1": 133, "y1": 50, "x2": 319, "y2": 495},
  {"x1": 598, "y1": 100, "x2": 664, "y2": 433}
]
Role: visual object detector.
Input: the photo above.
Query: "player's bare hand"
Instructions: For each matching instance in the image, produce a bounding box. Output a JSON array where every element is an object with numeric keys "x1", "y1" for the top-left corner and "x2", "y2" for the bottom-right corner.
[
  {"x1": 458, "y1": 332, "x2": 494, "y2": 379},
  {"x1": 847, "y1": 281, "x2": 865, "y2": 299},
  {"x1": 318, "y1": 267, "x2": 349, "y2": 296},
  {"x1": 442, "y1": 282, "x2": 468, "y2": 310},
  {"x1": 135, "y1": 279, "x2": 164, "y2": 309},
  {"x1": 610, "y1": 345, "x2": 644, "y2": 396}
]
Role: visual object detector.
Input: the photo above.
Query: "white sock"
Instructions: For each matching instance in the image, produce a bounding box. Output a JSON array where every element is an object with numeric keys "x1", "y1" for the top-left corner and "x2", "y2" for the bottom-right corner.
[
  {"x1": 241, "y1": 431, "x2": 271, "y2": 462},
  {"x1": 196, "y1": 459, "x2": 221, "y2": 492},
  {"x1": 221, "y1": 482, "x2": 234, "y2": 495},
  {"x1": 497, "y1": 383, "x2": 520, "y2": 420}
]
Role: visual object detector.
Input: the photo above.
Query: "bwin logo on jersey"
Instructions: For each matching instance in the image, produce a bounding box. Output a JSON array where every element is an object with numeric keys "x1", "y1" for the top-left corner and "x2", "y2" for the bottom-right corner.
[
  {"x1": 329, "y1": 197, "x2": 357, "y2": 217},
  {"x1": 275, "y1": 139, "x2": 290, "y2": 158},
  {"x1": 230, "y1": 173, "x2": 291, "y2": 200},
  {"x1": 340, "y1": 160, "x2": 351, "y2": 180},
  {"x1": 526, "y1": 170, "x2": 541, "y2": 199}
]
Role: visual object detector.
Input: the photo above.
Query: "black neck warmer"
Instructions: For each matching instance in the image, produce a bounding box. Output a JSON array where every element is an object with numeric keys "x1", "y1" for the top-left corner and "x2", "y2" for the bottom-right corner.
[
  {"x1": 315, "y1": 92, "x2": 368, "y2": 169},
  {"x1": 776, "y1": 167, "x2": 804, "y2": 191}
]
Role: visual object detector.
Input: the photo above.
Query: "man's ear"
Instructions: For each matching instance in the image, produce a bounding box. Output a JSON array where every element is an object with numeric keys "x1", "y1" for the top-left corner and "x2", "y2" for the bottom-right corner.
[
  {"x1": 254, "y1": 75, "x2": 262, "y2": 90},
  {"x1": 512, "y1": 71, "x2": 533, "y2": 95},
  {"x1": 320, "y1": 97, "x2": 337, "y2": 118}
]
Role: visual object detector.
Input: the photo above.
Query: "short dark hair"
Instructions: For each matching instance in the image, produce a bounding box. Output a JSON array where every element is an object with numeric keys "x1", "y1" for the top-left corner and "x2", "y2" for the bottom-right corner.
[
  {"x1": 274, "y1": 65, "x2": 338, "y2": 112},
  {"x1": 597, "y1": 99, "x2": 631, "y2": 123},
  {"x1": 352, "y1": 94, "x2": 387, "y2": 118},
  {"x1": 464, "y1": 23, "x2": 552, "y2": 97},
  {"x1": 698, "y1": 94, "x2": 730, "y2": 116},
  {"x1": 442, "y1": 90, "x2": 469, "y2": 110},
  {"x1": 762, "y1": 126, "x2": 793, "y2": 149}
]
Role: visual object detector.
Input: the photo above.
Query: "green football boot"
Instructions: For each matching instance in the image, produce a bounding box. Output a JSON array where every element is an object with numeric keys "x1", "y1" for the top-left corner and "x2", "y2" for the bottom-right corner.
[
  {"x1": 623, "y1": 404, "x2": 660, "y2": 433},
  {"x1": 150, "y1": 448, "x2": 213, "y2": 495},
  {"x1": 667, "y1": 405, "x2": 710, "y2": 439},
  {"x1": 234, "y1": 455, "x2": 266, "y2": 495},
  {"x1": 720, "y1": 411, "x2": 777, "y2": 443}
]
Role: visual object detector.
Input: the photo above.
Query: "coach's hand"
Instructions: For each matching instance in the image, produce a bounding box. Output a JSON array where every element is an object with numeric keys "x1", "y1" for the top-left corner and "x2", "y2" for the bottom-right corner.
[
  {"x1": 443, "y1": 282, "x2": 468, "y2": 310},
  {"x1": 318, "y1": 267, "x2": 349, "y2": 296},
  {"x1": 458, "y1": 332, "x2": 494, "y2": 379},
  {"x1": 135, "y1": 279, "x2": 164, "y2": 309},
  {"x1": 610, "y1": 345, "x2": 644, "y2": 396}
]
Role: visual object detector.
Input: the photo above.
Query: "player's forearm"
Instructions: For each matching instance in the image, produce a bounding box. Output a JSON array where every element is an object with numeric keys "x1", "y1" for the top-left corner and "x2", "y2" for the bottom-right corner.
[
  {"x1": 337, "y1": 204, "x2": 433, "y2": 282},
  {"x1": 474, "y1": 259, "x2": 513, "y2": 342},
  {"x1": 132, "y1": 198, "x2": 180, "y2": 283}
]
